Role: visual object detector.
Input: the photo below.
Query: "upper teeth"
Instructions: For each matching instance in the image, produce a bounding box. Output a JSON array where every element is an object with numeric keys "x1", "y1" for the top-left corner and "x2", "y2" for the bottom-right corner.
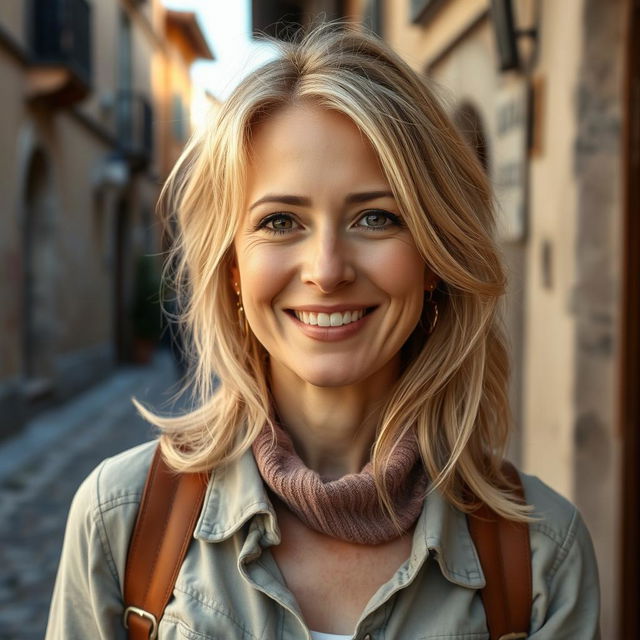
[{"x1": 294, "y1": 309, "x2": 367, "y2": 327}]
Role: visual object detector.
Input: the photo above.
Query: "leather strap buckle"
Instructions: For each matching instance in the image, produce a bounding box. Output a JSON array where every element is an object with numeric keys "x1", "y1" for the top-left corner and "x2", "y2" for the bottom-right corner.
[
  {"x1": 497, "y1": 634, "x2": 527, "y2": 639},
  {"x1": 123, "y1": 606, "x2": 158, "y2": 639}
]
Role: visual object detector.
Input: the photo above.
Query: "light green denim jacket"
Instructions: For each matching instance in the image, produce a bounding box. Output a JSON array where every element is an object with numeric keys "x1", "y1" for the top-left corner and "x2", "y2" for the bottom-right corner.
[{"x1": 46, "y1": 440, "x2": 600, "y2": 639}]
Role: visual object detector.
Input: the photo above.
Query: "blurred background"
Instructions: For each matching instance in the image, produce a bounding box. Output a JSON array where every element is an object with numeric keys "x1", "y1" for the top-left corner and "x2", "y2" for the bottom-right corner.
[{"x1": 0, "y1": 0, "x2": 637, "y2": 638}]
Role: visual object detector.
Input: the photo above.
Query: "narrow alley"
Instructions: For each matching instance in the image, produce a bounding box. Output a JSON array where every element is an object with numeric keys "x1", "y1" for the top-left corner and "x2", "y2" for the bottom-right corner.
[{"x1": 0, "y1": 352, "x2": 180, "y2": 640}]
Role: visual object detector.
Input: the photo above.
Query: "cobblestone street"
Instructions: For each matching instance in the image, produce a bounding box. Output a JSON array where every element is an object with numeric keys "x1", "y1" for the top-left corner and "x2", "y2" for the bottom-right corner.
[{"x1": 0, "y1": 351, "x2": 182, "y2": 640}]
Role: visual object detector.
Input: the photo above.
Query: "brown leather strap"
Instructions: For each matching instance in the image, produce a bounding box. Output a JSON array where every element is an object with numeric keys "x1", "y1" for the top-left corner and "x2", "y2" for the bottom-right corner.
[
  {"x1": 467, "y1": 462, "x2": 532, "y2": 640},
  {"x1": 123, "y1": 445, "x2": 209, "y2": 640},
  {"x1": 123, "y1": 449, "x2": 530, "y2": 639}
]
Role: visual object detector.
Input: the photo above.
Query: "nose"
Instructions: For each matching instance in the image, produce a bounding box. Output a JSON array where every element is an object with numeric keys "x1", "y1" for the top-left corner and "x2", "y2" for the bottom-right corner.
[{"x1": 300, "y1": 228, "x2": 356, "y2": 293}]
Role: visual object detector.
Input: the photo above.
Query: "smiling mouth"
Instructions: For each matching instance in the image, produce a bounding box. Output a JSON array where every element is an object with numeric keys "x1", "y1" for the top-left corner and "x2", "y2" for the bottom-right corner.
[{"x1": 286, "y1": 307, "x2": 376, "y2": 327}]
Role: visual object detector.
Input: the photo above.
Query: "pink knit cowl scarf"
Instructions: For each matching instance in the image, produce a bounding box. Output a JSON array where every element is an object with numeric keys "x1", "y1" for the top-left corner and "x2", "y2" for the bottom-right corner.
[{"x1": 252, "y1": 422, "x2": 428, "y2": 545}]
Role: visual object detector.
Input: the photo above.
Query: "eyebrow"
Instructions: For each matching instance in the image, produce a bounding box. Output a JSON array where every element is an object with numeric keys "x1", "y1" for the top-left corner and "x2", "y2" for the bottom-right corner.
[{"x1": 248, "y1": 190, "x2": 395, "y2": 211}]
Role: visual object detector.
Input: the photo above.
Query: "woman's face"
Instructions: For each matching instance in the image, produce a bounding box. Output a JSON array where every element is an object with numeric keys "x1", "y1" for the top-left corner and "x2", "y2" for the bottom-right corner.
[{"x1": 232, "y1": 102, "x2": 435, "y2": 388}]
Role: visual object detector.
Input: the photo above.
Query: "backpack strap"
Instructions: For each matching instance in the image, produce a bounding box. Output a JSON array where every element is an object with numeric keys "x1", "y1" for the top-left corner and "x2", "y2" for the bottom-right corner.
[
  {"x1": 123, "y1": 448, "x2": 531, "y2": 640},
  {"x1": 467, "y1": 462, "x2": 532, "y2": 640},
  {"x1": 123, "y1": 445, "x2": 209, "y2": 640}
]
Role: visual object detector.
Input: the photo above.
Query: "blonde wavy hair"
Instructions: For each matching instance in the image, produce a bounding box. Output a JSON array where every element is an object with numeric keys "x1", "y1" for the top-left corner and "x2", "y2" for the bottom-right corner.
[{"x1": 136, "y1": 24, "x2": 532, "y2": 522}]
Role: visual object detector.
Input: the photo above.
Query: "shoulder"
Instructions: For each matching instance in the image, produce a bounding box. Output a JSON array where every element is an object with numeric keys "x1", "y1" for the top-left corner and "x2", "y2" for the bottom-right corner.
[
  {"x1": 516, "y1": 470, "x2": 600, "y2": 634},
  {"x1": 47, "y1": 443, "x2": 160, "y2": 637},
  {"x1": 518, "y1": 470, "x2": 593, "y2": 561},
  {"x1": 66, "y1": 440, "x2": 158, "y2": 579},
  {"x1": 519, "y1": 471, "x2": 581, "y2": 541},
  {"x1": 73, "y1": 439, "x2": 157, "y2": 514}
]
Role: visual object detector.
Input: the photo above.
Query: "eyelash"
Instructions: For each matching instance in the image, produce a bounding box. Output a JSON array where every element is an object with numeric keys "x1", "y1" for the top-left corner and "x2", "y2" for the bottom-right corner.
[{"x1": 256, "y1": 210, "x2": 404, "y2": 236}]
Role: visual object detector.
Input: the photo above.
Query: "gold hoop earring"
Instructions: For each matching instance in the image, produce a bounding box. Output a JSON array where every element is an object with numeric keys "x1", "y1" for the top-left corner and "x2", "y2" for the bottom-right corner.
[
  {"x1": 234, "y1": 282, "x2": 248, "y2": 334},
  {"x1": 234, "y1": 282, "x2": 244, "y2": 314},
  {"x1": 425, "y1": 289, "x2": 438, "y2": 335}
]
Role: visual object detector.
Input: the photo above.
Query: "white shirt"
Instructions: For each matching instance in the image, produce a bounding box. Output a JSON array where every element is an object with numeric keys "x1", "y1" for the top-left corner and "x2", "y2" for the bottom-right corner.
[{"x1": 310, "y1": 632, "x2": 352, "y2": 640}]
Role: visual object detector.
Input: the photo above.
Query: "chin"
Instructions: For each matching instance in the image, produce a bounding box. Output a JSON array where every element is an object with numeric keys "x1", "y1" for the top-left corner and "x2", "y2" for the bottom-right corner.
[{"x1": 294, "y1": 364, "x2": 363, "y2": 389}]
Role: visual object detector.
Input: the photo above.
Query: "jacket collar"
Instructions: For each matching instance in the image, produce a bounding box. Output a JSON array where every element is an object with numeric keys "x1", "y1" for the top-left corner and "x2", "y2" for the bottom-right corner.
[
  {"x1": 195, "y1": 447, "x2": 280, "y2": 545},
  {"x1": 415, "y1": 485, "x2": 485, "y2": 588},
  {"x1": 195, "y1": 448, "x2": 485, "y2": 589}
]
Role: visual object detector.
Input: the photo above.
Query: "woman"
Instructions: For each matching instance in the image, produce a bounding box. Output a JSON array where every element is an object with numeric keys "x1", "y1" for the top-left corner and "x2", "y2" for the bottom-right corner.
[{"x1": 46, "y1": 25, "x2": 600, "y2": 639}]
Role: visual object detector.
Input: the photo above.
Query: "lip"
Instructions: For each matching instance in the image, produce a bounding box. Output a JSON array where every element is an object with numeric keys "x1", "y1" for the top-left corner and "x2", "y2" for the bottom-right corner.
[{"x1": 286, "y1": 307, "x2": 375, "y2": 341}]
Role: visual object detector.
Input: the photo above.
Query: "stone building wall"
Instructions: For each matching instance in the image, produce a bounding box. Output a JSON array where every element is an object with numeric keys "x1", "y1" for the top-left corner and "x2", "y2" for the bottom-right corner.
[
  {"x1": 0, "y1": 0, "x2": 212, "y2": 438},
  {"x1": 572, "y1": 0, "x2": 626, "y2": 635}
]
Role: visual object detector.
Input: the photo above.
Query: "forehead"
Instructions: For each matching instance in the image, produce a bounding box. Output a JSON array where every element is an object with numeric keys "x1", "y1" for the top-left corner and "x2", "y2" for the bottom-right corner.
[{"x1": 245, "y1": 103, "x2": 390, "y2": 199}]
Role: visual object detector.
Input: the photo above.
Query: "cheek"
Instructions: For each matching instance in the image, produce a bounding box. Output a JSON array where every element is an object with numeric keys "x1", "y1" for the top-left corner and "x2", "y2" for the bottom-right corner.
[
  {"x1": 368, "y1": 242, "x2": 425, "y2": 300},
  {"x1": 237, "y1": 245, "x2": 293, "y2": 308}
]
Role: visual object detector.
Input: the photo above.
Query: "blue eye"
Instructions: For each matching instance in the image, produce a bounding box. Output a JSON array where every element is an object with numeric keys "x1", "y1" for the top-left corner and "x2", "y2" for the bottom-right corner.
[
  {"x1": 255, "y1": 210, "x2": 403, "y2": 235},
  {"x1": 356, "y1": 210, "x2": 403, "y2": 231}
]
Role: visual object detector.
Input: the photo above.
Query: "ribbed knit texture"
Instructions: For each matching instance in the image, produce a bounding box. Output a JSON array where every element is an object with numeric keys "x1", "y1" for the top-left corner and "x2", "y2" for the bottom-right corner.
[{"x1": 252, "y1": 422, "x2": 428, "y2": 545}]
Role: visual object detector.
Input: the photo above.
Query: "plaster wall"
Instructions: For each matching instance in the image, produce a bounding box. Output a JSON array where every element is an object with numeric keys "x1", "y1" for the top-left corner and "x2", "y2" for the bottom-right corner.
[
  {"x1": 344, "y1": 0, "x2": 366, "y2": 22},
  {"x1": 428, "y1": 20, "x2": 497, "y2": 123},
  {"x1": 523, "y1": 0, "x2": 584, "y2": 497},
  {"x1": 79, "y1": 1, "x2": 160, "y2": 148},
  {"x1": 130, "y1": 5, "x2": 155, "y2": 97},
  {"x1": 54, "y1": 114, "x2": 113, "y2": 352},
  {"x1": 79, "y1": 0, "x2": 119, "y2": 124},
  {"x1": 385, "y1": 0, "x2": 486, "y2": 69},
  {"x1": 162, "y1": 30, "x2": 196, "y2": 174}
]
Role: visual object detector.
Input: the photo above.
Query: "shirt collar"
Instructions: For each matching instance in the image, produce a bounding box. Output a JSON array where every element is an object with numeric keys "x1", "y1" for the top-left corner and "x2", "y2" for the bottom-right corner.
[
  {"x1": 195, "y1": 447, "x2": 280, "y2": 545},
  {"x1": 195, "y1": 448, "x2": 485, "y2": 589},
  {"x1": 414, "y1": 485, "x2": 485, "y2": 588}
]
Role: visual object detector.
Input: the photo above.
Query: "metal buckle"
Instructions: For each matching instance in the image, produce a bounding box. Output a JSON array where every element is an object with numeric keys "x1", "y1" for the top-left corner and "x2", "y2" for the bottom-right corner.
[
  {"x1": 123, "y1": 606, "x2": 159, "y2": 639},
  {"x1": 497, "y1": 634, "x2": 527, "y2": 640}
]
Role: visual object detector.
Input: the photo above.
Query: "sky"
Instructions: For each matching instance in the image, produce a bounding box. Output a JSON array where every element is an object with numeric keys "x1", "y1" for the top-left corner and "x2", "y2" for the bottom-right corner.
[{"x1": 163, "y1": 0, "x2": 278, "y2": 102}]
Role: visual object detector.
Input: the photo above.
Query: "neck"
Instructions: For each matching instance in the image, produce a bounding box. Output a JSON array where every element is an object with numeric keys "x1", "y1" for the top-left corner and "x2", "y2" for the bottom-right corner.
[{"x1": 269, "y1": 357, "x2": 401, "y2": 478}]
